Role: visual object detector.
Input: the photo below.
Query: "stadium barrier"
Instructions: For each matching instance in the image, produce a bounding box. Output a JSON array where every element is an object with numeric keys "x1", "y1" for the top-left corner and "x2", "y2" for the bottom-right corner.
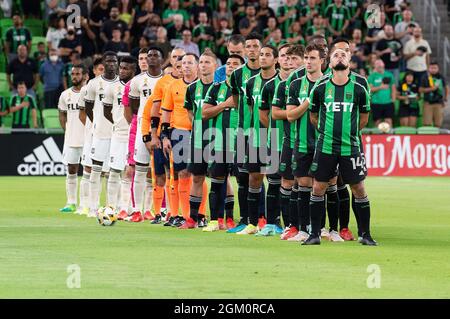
[{"x1": 1, "y1": 133, "x2": 450, "y2": 176}]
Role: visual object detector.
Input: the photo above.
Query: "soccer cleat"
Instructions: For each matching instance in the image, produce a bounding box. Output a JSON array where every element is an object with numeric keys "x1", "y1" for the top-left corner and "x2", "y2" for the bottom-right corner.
[
  {"x1": 79, "y1": 207, "x2": 89, "y2": 216},
  {"x1": 172, "y1": 216, "x2": 185, "y2": 227},
  {"x1": 150, "y1": 214, "x2": 162, "y2": 224},
  {"x1": 164, "y1": 216, "x2": 175, "y2": 226},
  {"x1": 160, "y1": 207, "x2": 167, "y2": 219},
  {"x1": 236, "y1": 224, "x2": 258, "y2": 235},
  {"x1": 218, "y1": 218, "x2": 226, "y2": 230},
  {"x1": 255, "y1": 224, "x2": 277, "y2": 236},
  {"x1": 339, "y1": 228, "x2": 355, "y2": 241},
  {"x1": 117, "y1": 210, "x2": 129, "y2": 220},
  {"x1": 128, "y1": 211, "x2": 144, "y2": 223},
  {"x1": 226, "y1": 218, "x2": 235, "y2": 230},
  {"x1": 329, "y1": 230, "x2": 345, "y2": 242},
  {"x1": 87, "y1": 209, "x2": 97, "y2": 218},
  {"x1": 257, "y1": 216, "x2": 267, "y2": 230},
  {"x1": 60, "y1": 204, "x2": 76, "y2": 213},
  {"x1": 143, "y1": 210, "x2": 155, "y2": 221},
  {"x1": 198, "y1": 217, "x2": 208, "y2": 228},
  {"x1": 360, "y1": 233, "x2": 378, "y2": 246},
  {"x1": 287, "y1": 231, "x2": 310, "y2": 242},
  {"x1": 178, "y1": 218, "x2": 197, "y2": 229},
  {"x1": 203, "y1": 220, "x2": 219, "y2": 232},
  {"x1": 320, "y1": 228, "x2": 331, "y2": 240},
  {"x1": 280, "y1": 226, "x2": 298, "y2": 240},
  {"x1": 274, "y1": 225, "x2": 284, "y2": 234},
  {"x1": 302, "y1": 235, "x2": 321, "y2": 245},
  {"x1": 226, "y1": 222, "x2": 247, "y2": 233},
  {"x1": 280, "y1": 226, "x2": 291, "y2": 238}
]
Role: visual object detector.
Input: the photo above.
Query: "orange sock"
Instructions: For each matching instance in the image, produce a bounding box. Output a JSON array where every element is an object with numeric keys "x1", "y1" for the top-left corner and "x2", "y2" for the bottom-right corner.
[
  {"x1": 178, "y1": 177, "x2": 192, "y2": 220},
  {"x1": 170, "y1": 179, "x2": 179, "y2": 217},
  {"x1": 152, "y1": 185, "x2": 164, "y2": 216},
  {"x1": 199, "y1": 180, "x2": 208, "y2": 217}
]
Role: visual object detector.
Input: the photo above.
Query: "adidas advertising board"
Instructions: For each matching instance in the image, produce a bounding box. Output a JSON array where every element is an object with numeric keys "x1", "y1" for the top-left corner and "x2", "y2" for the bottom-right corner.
[{"x1": 0, "y1": 135, "x2": 66, "y2": 176}]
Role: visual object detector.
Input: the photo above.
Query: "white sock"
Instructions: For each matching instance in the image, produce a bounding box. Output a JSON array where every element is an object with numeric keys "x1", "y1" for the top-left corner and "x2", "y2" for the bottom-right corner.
[
  {"x1": 66, "y1": 173, "x2": 78, "y2": 205},
  {"x1": 133, "y1": 165, "x2": 148, "y2": 212},
  {"x1": 144, "y1": 177, "x2": 153, "y2": 213},
  {"x1": 89, "y1": 165, "x2": 102, "y2": 211},
  {"x1": 164, "y1": 185, "x2": 170, "y2": 214},
  {"x1": 80, "y1": 171, "x2": 90, "y2": 209},
  {"x1": 119, "y1": 175, "x2": 132, "y2": 212},
  {"x1": 103, "y1": 173, "x2": 109, "y2": 206},
  {"x1": 107, "y1": 170, "x2": 121, "y2": 209}
]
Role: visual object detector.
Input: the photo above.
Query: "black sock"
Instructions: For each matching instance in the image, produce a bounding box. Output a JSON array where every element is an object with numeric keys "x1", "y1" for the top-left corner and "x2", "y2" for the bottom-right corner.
[
  {"x1": 289, "y1": 185, "x2": 299, "y2": 229},
  {"x1": 280, "y1": 186, "x2": 292, "y2": 228},
  {"x1": 266, "y1": 178, "x2": 281, "y2": 224},
  {"x1": 259, "y1": 183, "x2": 266, "y2": 218},
  {"x1": 237, "y1": 171, "x2": 249, "y2": 224},
  {"x1": 298, "y1": 186, "x2": 311, "y2": 232},
  {"x1": 310, "y1": 194, "x2": 325, "y2": 237},
  {"x1": 218, "y1": 179, "x2": 227, "y2": 219},
  {"x1": 225, "y1": 195, "x2": 234, "y2": 219},
  {"x1": 247, "y1": 186, "x2": 261, "y2": 226},
  {"x1": 354, "y1": 196, "x2": 371, "y2": 236},
  {"x1": 338, "y1": 184, "x2": 350, "y2": 230},
  {"x1": 326, "y1": 184, "x2": 339, "y2": 232},
  {"x1": 321, "y1": 208, "x2": 326, "y2": 229},
  {"x1": 209, "y1": 178, "x2": 225, "y2": 221},
  {"x1": 189, "y1": 195, "x2": 202, "y2": 222},
  {"x1": 351, "y1": 194, "x2": 362, "y2": 236}
]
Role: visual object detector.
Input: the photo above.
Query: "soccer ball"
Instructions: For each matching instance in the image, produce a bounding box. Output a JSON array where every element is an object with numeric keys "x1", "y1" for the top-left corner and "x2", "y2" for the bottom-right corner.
[
  {"x1": 377, "y1": 121, "x2": 391, "y2": 133},
  {"x1": 97, "y1": 206, "x2": 117, "y2": 226}
]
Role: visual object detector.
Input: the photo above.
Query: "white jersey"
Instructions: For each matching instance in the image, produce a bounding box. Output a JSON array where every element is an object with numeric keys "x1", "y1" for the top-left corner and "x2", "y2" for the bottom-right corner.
[
  {"x1": 85, "y1": 75, "x2": 119, "y2": 139},
  {"x1": 128, "y1": 71, "x2": 163, "y2": 124},
  {"x1": 78, "y1": 85, "x2": 92, "y2": 140},
  {"x1": 103, "y1": 80, "x2": 129, "y2": 141},
  {"x1": 58, "y1": 87, "x2": 84, "y2": 148}
]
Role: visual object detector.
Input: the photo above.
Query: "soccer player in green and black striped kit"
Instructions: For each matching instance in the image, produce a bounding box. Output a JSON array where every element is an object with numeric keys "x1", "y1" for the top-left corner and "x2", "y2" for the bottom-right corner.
[
  {"x1": 228, "y1": 33, "x2": 262, "y2": 233},
  {"x1": 201, "y1": 55, "x2": 245, "y2": 232},
  {"x1": 303, "y1": 46, "x2": 377, "y2": 246}
]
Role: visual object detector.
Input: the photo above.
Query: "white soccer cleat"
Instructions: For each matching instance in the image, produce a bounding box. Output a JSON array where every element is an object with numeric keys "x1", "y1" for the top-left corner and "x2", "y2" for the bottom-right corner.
[
  {"x1": 287, "y1": 231, "x2": 310, "y2": 242},
  {"x1": 329, "y1": 230, "x2": 345, "y2": 242},
  {"x1": 321, "y1": 228, "x2": 331, "y2": 240}
]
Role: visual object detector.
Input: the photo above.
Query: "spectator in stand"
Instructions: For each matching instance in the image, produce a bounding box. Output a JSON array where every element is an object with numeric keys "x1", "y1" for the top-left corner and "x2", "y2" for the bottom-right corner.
[
  {"x1": 167, "y1": 14, "x2": 187, "y2": 48},
  {"x1": 267, "y1": 28, "x2": 287, "y2": 47},
  {"x1": 239, "y1": 4, "x2": 263, "y2": 37},
  {"x1": 0, "y1": 0, "x2": 13, "y2": 18},
  {"x1": 263, "y1": 17, "x2": 278, "y2": 44},
  {"x1": 419, "y1": 62, "x2": 449, "y2": 128},
  {"x1": 176, "y1": 29, "x2": 200, "y2": 57},
  {"x1": 397, "y1": 71, "x2": 420, "y2": 127},
  {"x1": 352, "y1": 28, "x2": 370, "y2": 61},
  {"x1": 287, "y1": 21, "x2": 305, "y2": 46},
  {"x1": 305, "y1": 14, "x2": 327, "y2": 42},
  {"x1": 8, "y1": 82, "x2": 38, "y2": 131},
  {"x1": 133, "y1": 0, "x2": 157, "y2": 39},
  {"x1": 256, "y1": 0, "x2": 276, "y2": 30},
  {"x1": 375, "y1": 24, "x2": 403, "y2": 85},
  {"x1": 0, "y1": 95, "x2": 8, "y2": 127},
  {"x1": 324, "y1": 0, "x2": 351, "y2": 42},
  {"x1": 45, "y1": 0, "x2": 67, "y2": 19},
  {"x1": 193, "y1": 12, "x2": 216, "y2": 55},
  {"x1": 63, "y1": 52, "x2": 82, "y2": 90},
  {"x1": 34, "y1": 42, "x2": 48, "y2": 68},
  {"x1": 6, "y1": 45, "x2": 38, "y2": 97},
  {"x1": 143, "y1": 14, "x2": 162, "y2": 43},
  {"x1": 77, "y1": 16, "x2": 97, "y2": 64},
  {"x1": 300, "y1": 0, "x2": 320, "y2": 32},
  {"x1": 366, "y1": 11, "x2": 387, "y2": 52},
  {"x1": 58, "y1": 27, "x2": 82, "y2": 64},
  {"x1": 118, "y1": 0, "x2": 135, "y2": 29},
  {"x1": 189, "y1": 0, "x2": 213, "y2": 28},
  {"x1": 100, "y1": 6, "x2": 130, "y2": 49},
  {"x1": 154, "y1": 27, "x2": 172, "y2": 60},
  {"x1": 131, "y1": 35, "x2": 150, "y2": 58},
  {"x1": 215, "y1": 18, "x2": 233, "y2": 63},
  {"x1": 4, "y1": 13, "x2": 32, "y2": 62},
  {"x1": 368, "y1": 59, "x2": 397, "y2": 128},
  {"x1": 403, "y1": 26, "x2": 432, "y2": 85},
  {"x1": 46, "y1": 14, "x2": 67, "y2": 52},
  {"x1": 213, "y1": 0, "x2": 233, "y2": 31},
  {"x1": 214, "y1": 34, "x2": 245, "y2": 82},
  {"x1": 90, "y1": 0, "x2": 111, "y2": 50},
  {"x1": 103, "y1": 27, "x2": 129, "y2": 55},
  {"x1": 39, "y1": 49, "x2": 64, "y2": 109},
  {"x1": 277, "y1": 0, "x2": 298, "y2": 38},
  {"x1": 346, "y1": 0, "x2": 364, "y2": 33},
  {"x1": 231, "y1": 0, "x2": 248, "y2": 29},
  {"x1": 67, "y1": 0, "x2": 89, "y2": 18},
  {"x1": 162, "y1": 0, "x2": 189, "y2": 29},
  {"x1": 394, "y1": 9, "x2": 418, "y2": 46}
]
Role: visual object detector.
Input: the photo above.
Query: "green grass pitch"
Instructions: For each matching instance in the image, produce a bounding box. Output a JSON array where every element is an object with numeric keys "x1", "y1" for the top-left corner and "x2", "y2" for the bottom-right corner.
[{"x1": 1, "y1": 176, "x2": 450, "y2": 298}]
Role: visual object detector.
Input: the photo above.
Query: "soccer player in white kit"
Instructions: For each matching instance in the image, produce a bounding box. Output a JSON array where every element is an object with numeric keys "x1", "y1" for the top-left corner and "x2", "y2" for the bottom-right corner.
[
  {"x1": 103, "y1": 56, "x2": 137, "y2": 212},
  {"x1": 58, "y1": 64, "x2": 88, "y2": 213},
  {"x1": 84, "y1": 52, "x2": 119, "y2": 216},
  {"x1": 127, "y1": 47, "x2": 164, "y2": 222}
]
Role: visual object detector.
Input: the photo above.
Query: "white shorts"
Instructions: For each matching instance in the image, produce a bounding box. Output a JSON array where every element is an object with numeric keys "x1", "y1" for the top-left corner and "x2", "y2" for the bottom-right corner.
[
  {"x1": 109, "y1": 137, "x2": 128, "y2": 172},
  {"x1": 91, "y1": 137, "x2": 111, "y2": 163},
  {"x1": 133, "y1": 130, "x2": 150, "y2": 165},
  {"x1": 63, "y1": 146, "x2": 82, "y2": 165}
]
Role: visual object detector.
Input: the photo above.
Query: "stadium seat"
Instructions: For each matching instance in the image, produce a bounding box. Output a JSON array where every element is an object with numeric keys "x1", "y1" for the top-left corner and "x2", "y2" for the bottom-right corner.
[
  {"x1": 0, "y1": 18, "x2": 13, "y2": 39},
  {"x1": 24, "y1": 19, "x2": 44, "y2": 37},
  {"x1": 417, "y1": 126, "x2": 440, "y2": 134},
  {"x1": 42, "y1": 108, "x2": 61, "y2": 130},
  {"x1": 0, "y1": 53, "x2": 6, "y2": 72},
  {"x1": 394, "y1": 126, "x2": 417, "y2": 134}
]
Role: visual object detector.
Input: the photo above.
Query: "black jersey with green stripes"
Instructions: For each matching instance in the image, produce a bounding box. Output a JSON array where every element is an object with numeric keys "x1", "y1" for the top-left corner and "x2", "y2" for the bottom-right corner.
[
  {"x1": 204, "y1": 81, "x2": 238, "y2": 153},
  {"x1": 184, "y1": 79, "x2": 213, "y2": 150},
  {"x1": 325, "y1": 4, "x2": 351, "y2": 31},
  {"x1": 261, "y1": 74, "x2": 283, "y2": 152},
  {"x1": 309, "y1": 76, "x2": 370, "y2": 156},
  {"x1": 287, "y1": 75, "x2": 318, "y2": 154},
  {"x1": 230, "y1": 64, "x2": 261, "y2": 135},
  {"x1": 246, "y1": 72, "x2": 277, "y2": 149},
  {"x1": 9, "y1": 94, "x2": 36, "y2": 129}
]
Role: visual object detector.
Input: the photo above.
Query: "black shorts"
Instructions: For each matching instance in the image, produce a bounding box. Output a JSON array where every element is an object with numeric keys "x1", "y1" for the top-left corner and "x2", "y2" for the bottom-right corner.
[
  {"x1": 170, "y1": 129, "x2": 190, "y2": 172},
  {"x1": 372, "y1": 103, "x2": 395, "y2": 122},
  {"x1": 187, "y1": 142, "x2": 209, "y2": 176},
  {"x1": 153, "y1": 147, "x2": 168, "y2": 176},
  {"x1": 292, "y1": 151, "x2": 314, "y2": 178},
  {"x1": 208, "y1": 151, "x2": 235, "y2": 178},
  {"x1": 235, "y1": 135, "x2": 249, "y2": 174},
  {"x1": 398, "y1": 105, "x2": 419, "y2": 118},
  {"x1": 278, "y1": 142, "x2": 294, "y2": 180},
  {"x1": 246, "y1": 143, "x2": 281, "y2": 175},
  {"x1": 310, "y1": 151, "x2": 366, "y2": 185}
]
